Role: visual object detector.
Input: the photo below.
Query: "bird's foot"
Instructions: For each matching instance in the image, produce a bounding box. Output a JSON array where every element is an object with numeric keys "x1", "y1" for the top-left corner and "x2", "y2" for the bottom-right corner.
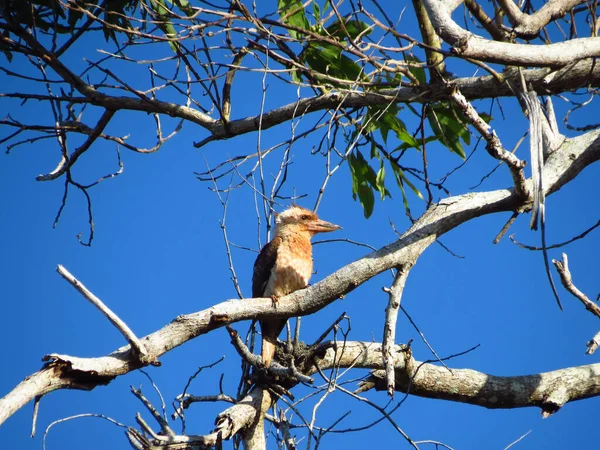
[{"x1": 270, "y1": 295, "x2": 280, "y2": 308}]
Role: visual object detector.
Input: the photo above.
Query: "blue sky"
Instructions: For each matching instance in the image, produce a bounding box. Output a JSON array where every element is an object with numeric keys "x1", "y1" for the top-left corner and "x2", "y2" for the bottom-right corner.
[{"x1": 1, "y1": 2, "x2": 600, "y2": 449}]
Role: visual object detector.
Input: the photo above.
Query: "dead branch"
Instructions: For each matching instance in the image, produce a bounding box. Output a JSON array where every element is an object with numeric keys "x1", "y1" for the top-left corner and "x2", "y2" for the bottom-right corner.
[
  {"x1": 382, "y1": 266, "x2": 412, "y2": 397},
  {"x1": 57, "y1": 264, "x2": 154, "y2": 364},
  {"x1": 553, "y1": 254, "x2": 600, "y2": 319},
  {"x1": 354, "y1": 344, "x2": 600, "y2": 416},
  {"x1": 1, "y1": 127, "x2": 599, "y2": 426},
  {"x1": 422, "y1": 0, "x2": 600, "y2": 65}
]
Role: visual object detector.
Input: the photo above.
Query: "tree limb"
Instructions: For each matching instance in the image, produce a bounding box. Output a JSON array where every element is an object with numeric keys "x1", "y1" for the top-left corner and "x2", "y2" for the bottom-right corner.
[
  {"x1": 496, "y1": 0, "x2": 587, "y2": 38},
  {"x1": 422, "y1": 0, "x2": 600, "y2": 65},
  {"x1": 1, "y1": 128, "x2": 599, "y2": 427},
  {"x1": 355, "y1": 344, "x2": 600, "y2": 416}
]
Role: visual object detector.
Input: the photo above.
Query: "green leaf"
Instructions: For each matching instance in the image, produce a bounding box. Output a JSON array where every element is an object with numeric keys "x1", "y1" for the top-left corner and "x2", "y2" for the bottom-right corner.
[
  {"x1": 357, "y1": 183, "x2": 375, "y2": 218},
  {"x1": 290, "y1": 68, "x2": 302, "y2": 84},
  {"x1": 356, "y1": 150, "x2": 378, "y2": 188},
  {"x1": 337, "y1": 53, "x2": 362, "y2": 81},
  {"x1": 376, "y1": 165, "x2": 386, "y2": 200},
  {"x1": 304, "y1": 43, "x2": 362, "y2": 85},
  {"x1": 386, "y1": 115, "x2": 419, "y2": 148},
  {"x1": 173, "y1": 0, "x2": 195, "y2": 16},
  {"x1": 347, "y1": 151, "x2": 360, "y2": 198},
  {"x1": 313, "y1": 1, "x2": 320, "y2": 21},
  {"x1": 370, "y1": 140, "x2": 379, "y2": 159},
  {"x1": 347, "y1": 150, "x2": 377, "y2": 218},
  {"x1": 367, "y1": 106, "x2": 419, "y2": 148},
  {"x1": 392, "y1": 136, "x2": 437, "y2": 153},
  {"x1": 326, "y1": 19, "x2": 371, "y2": 41},
  {"x1": 479, "y1": 112, "x2": 492, "y2": 123},
  {"x1": 427, "y1": 106, "x2": 466, "y2": 159},
  {"x1": 149, "y1": 0, "x2": 180, "y2": 52},
  {"x1": 405, "y1": 55, "x2": 426, "y2": 84},
  {"x1": 391, "y1": 161, "x2": 424, "y2": 202},
  {"x1": 278, "y1": 0, "x2": 310, "y2": 38},
  {"x1": 304, "y1": 43, "x2": 341, "y2": 74}
]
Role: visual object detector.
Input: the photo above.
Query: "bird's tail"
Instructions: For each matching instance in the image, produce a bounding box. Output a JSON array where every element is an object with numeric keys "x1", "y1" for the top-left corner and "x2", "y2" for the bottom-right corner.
[{"x1": 261, "y1": 335, "x2": 277, "y2": 367}]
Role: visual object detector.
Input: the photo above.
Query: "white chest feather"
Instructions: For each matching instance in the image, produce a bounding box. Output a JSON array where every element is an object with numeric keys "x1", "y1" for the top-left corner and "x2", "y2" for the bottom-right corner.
[{"x1": 264, "y1": 237, "x2": 313, "y2": 297}]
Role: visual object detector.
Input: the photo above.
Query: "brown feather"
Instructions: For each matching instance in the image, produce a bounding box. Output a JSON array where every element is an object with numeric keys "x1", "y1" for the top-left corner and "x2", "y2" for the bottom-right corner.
[
  {"x1": 252, "y1": 236, "x2": 282, "y2": 298},
  {"x1": 252, "y1": 206, "x2": 339, "y2": 367}
]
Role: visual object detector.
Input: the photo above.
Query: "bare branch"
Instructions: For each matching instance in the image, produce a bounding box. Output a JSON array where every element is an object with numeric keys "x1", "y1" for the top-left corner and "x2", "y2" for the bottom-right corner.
[
  {"x1": 553, "y1": 254, "x2": 600, "y2": 319},
  {"x1": 422, "y1": 0, "x2": 600, "y2": 65},
  {"x1": 446, "y1": 82, "x2": 528, "y2": 199},
  {"x1": 36, "y1": 109, "x2": 115, "y2": 181},
  {"x1": 353, "y1": 343, "x2": 600, "y2": 416},
  {"x1": 56, "y1": 264, "x2": 154, "y2": 364},
  {"x1": 382, "y1": 266, "x2": 412, "y2": 397},
  {"x1": 586, "y1": 330, "x2": 600, "y2": 355},
  {"x1": 1, "y1": 127, "x2": 599, "y2": 426},
  {"x1": 496, "y1": 0, "x2": 587, "y2": 38}
]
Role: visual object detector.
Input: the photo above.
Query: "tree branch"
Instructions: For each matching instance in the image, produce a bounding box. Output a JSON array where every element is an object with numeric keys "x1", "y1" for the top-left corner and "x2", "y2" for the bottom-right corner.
[
  {"x1": 553, "y1": 253, "x2": 600, "y2": 319},
  {"x1": 355, "y1": 344, "x2": 600, "y2": 416},
  {"x1": 382, "y1": 266, "x2": 412, "y2": 396},
  {"x1": 1, "y1": 128, "x2": 599, "y2": 426},
  {"x1": 496, "y1": 0, "x2": 587, "y2": 38},
  {"x1": 422, "y1": 0, "x2": 600, "y2": 65},
  {"x1": 56, "y1": 264, "x2": 154, "y2": 364},
  {"x1": 196, "y1": 60, "x2": 600, "y2": 146}
]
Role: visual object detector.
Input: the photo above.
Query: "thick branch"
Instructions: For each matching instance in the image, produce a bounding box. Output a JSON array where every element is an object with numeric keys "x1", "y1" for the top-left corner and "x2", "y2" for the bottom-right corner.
[
  {"x1": 1, "y1": 128, "x2": 600, "y2": 426},
  {"x1": 411, "y1": 0, "x2": 446, "y2": 81},
  {"x1": 197, "y1": 60, "x2": 600, "y2": 145},
  {"x1": 350, "y1": 343, "x2": 600, "y2": 415},
  {"x1": 496, "y1": 0, "x2": 587, "y2": 38},
  {"x1": 132, "y1": 341, "x2": 600, "y2": 449},
  {"x1": 463, "y1": 0, "x2": 510, "y2": 41},
  {"x1": 423, "y1": 0, "x2": 600, "y2": 65}
]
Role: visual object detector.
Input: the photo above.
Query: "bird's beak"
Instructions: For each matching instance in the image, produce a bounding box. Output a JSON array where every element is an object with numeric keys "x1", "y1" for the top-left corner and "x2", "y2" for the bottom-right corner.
[{"x1": 308, "y1": 219, "x2": 342, "y2": 234}]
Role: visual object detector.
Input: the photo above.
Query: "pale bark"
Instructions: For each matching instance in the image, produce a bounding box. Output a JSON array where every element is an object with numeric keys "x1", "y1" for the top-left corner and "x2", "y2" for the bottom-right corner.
[
  {"x1": 496, "y1": 0, "x2": 587, "y2": 37},
  {"x1": 2, "y1": 128, "x2": 600, "y2": 428},
  {"x1": 422, "y1": 0, "x2": 600, "y2": 65},
  {"x1": 353, "y1": 344, "x2": 600, "y2": 415},
  {"x1": 115, "y1": 342, "x2": 600, "y2": 449}
]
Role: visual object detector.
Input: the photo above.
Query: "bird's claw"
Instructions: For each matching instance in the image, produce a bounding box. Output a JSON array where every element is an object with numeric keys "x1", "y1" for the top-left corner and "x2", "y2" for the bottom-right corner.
[{"x1": 270, "y1": 295, "x2": 280, "y2": 308}]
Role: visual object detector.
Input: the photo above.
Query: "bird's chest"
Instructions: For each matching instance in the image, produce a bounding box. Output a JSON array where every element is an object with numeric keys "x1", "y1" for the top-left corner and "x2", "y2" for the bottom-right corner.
[{"x1": 266, "y1": 236, "x2": 313, "y2": 297}]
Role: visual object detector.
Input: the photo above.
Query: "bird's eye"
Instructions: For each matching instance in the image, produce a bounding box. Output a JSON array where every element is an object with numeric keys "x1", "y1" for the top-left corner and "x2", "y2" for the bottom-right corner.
[{"x1": 301, "y1": 215, "x2": 309, "y2": 220}]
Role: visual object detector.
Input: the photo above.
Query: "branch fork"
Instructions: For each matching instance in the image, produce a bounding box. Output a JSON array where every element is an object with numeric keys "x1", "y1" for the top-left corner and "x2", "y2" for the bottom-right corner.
[{"x1": 56, "y1": 264, "x2": 157, "y2": 366}]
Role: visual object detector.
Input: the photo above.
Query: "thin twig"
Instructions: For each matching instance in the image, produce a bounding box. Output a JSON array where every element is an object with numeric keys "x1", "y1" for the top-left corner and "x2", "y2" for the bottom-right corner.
[
  {"x1": 130, "y1": 385, "x2": 175, "y2": 437},
  {"x1": 510, "y1": 219, "x2": 600, "y2": 250}
]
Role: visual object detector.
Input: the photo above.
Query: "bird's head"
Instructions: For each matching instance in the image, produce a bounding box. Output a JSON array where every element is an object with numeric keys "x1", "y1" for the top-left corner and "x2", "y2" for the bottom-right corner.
[{"x1": 275, "y1": 205, "x2": 341, "y2": 236}]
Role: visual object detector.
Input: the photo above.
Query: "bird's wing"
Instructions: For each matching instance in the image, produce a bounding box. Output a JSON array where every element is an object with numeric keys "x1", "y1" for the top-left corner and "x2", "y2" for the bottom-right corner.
[{"x1": 252, "y1": 236, "x2": 282, "y2": 297}]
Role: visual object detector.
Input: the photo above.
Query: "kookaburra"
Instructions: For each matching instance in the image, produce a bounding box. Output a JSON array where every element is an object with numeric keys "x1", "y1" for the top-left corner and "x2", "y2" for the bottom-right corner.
[{"x1": 252, "y1": 205, "x2": 341, "y2": 367}]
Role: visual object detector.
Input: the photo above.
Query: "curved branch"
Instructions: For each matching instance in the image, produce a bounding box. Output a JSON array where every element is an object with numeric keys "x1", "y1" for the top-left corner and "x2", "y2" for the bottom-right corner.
[
  {"x1": 36, "y1": 109, "x2": 115, "y2": 181},
  {"x1": 1, "y1": 128, "x2": 599, "y2": 426},
  {"x1": 350, "y1": 343, "x2": 600, "y2": 415},
  {"x1": 423, "y1": 0, "x2": 600, "y2": 65},
  {"x1": 3, "y1": 18, "x2": 218, "y2": 133},
  {"x1": 496, "y1": 0, "x2": 587, "y2": 38},
  {"x1": 200, "y1": 60, "x2": 600, "y2": 145},
  {"x1": 131, "y1": 340, "x2": 600, "y2": 450}
]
